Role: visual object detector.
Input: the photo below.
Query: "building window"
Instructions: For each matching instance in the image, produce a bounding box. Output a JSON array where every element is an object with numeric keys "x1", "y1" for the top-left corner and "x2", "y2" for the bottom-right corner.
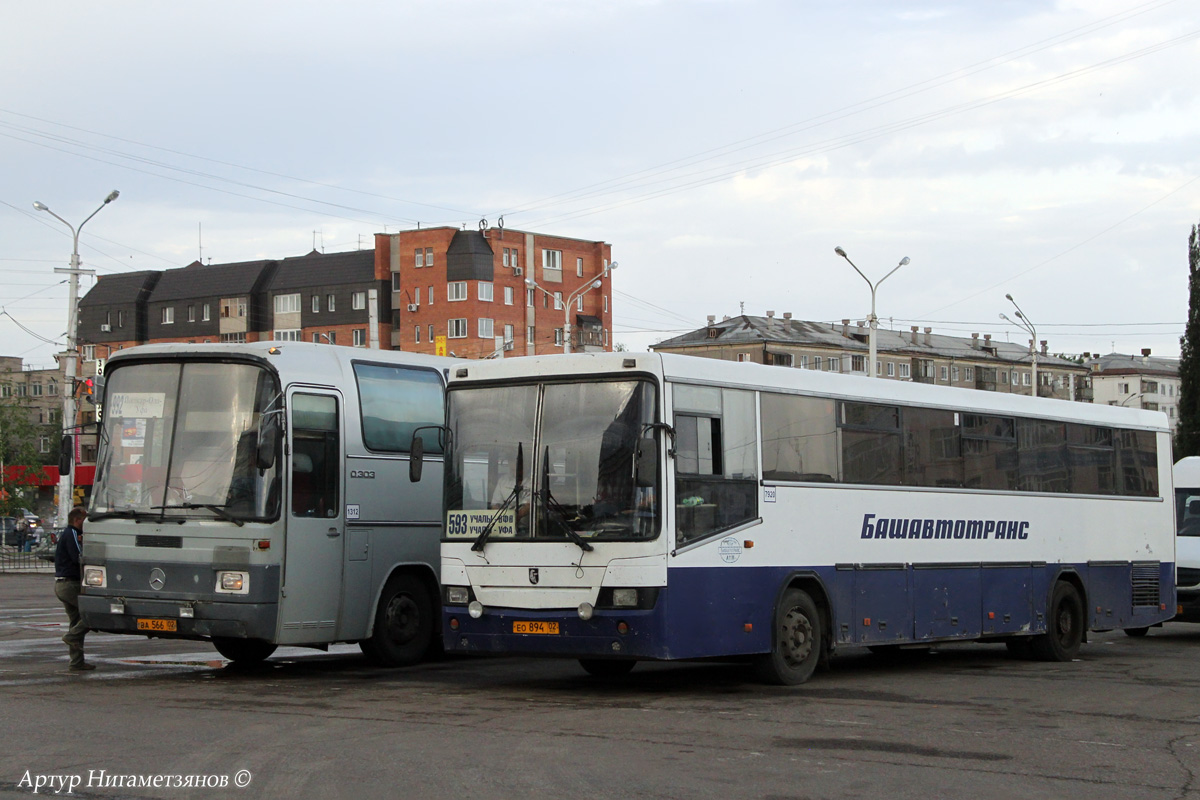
[
  {"x1": 39, "y1": 436, "x2": 50, "y2": 454},
  {"x1": 312, "y1": 333, "x2": 321, "y2": 343},
  {"x1": 503, "y1": 248, "x2": 510, "y2": 267},
  {"x1": 202, "y1": 303, "x2": 210, "y2": 321},
  {"x1": 448, "y1": 318, "x2": 468, "y2": 339},
  {"x1": 327, "y1": 294, "x2": 336, "y2": 312},
  {"x1": 526, "y1": 288, "x2": 535, "y2": 307},
  {"x1": 940, "y1": 365, "x2": 949, "y2": 381},
  {"x1": 543, "y1": 249, "x2": 563, "y2": 271},
  {"x1": 952, "y1": 366, "x2": 959, "y2": 382},
  {"x1": 221, "y1": 299, "x2": 246, "y2": 319},
  {"x1": 965, "y1": 366, "x2": 974, "y2": 382},
  {"x1": 553, "y1": 291, "x2": 563, "y2": 310},
  {"x1": 1118, "y1": 382, "x2": 1130, "y2": 394},
  {"x1": 275, "y1": 293, "x2": 301, "y2": 314},
  {"x1": 312, "y1": 295, "x2": 321, "y2": 313},
  {"x1": 604, "y1": 295, "x2": 608, "y2": 312},
  {"x1": 47, "y1": 381, "x2": 57, "y2": 396},
  {"x1": 162, "y1": 306, "x2": 175, "y2": 324},
  {"x1": 392, "y1": 273, "x2": 401, "y2": 291},
  {"x1": 478, "y1": 282, "x2": 494, "y2": 302},
  {"x1": 353, "y1": 329, "x2": 367, "y2": 347},
  {"x1": 1, "y1": 385, "x2": 10, "y2": 398},
  {"x1": 415, "y1": 249, "x2": 424, "y2": 268},
  {"x1": 274, "y1": 329, "x2": 302, "y2": 341},
  {"x1": 850, "y1": 356, "x2": 866, "y2": 373},
  {"x1": 900, "y1": 363, "x2": 911, "y2": 379},
  {"x1": 527, "y1": 326, "x2": 535, "y2": 345},
  {"x1": 829, "y1": 358, "x2": 840, "y2": 372},
  {"x1": 414, "y1": 288, "x2": 421, "y2": 305},
  {"x1": 425, "y1": 247, "x2": 434, "y2": 267},
  {"x1": 1001, "y1": 371, "x2": 1009, "y2": 384},
  {"x1": 352, "y1": 291, "x2": 367, "y2": 310},
  {"x1": 886, "y1": 362, "x2": 895, "y2": 377},
  {"x1": 1022, "y1": 372, "x2": 1031, "y2": 386},
  {"x1": 16, "y1": 384, "x2": 26, "y2": 397},
  {"x1": 511, "y1": 250, "x2": 519, "y2": 268},
  {"x1": 478, "y1": 318, "x2": 494, "y2": 339},
  {"x1": 576, "y1": 296, "x2": 584, "y2": 312},
  {"x1": 503, "y1": 323, "x2": 514, "y2": 344},
  {"x1": 448, "y1": 282, "x2": 467, "y2": 301},
  {"x1": 220, "y1": 332, "x2": 247, "y2": 343},
  {"x1": 428, "y1": 324, "x2": 434, "y2": 342},
  {"x1": 799, "y1": 355, "x2": 809, "y2": 369},
  {"x1": 428, "y1": 286, "x2": 433, "y2": 305},
  {"x1": 414, "y1": 326, "x2": 421, "y2": 344},
  {"x1": 187, "y1": 305, "x2": 196, "y2": 323},
  {"x1": 504, "y1": 286, "x2": 514, "y2": 305},
  {"x1": 83, "y1": 345, "x2": 96, "y2": 361},
  {"x1": 554, "y1": 328, "x2": 564, "y2": 347},
  {"x1": 576, "y1": 257, "x2": 584, "y2": 277},
  {"x1": 31, "y1": 383, "x2": 42, "y2": 397},
  {"x1": 118, "y1": 310, "x2": 125, "y2": 328}
]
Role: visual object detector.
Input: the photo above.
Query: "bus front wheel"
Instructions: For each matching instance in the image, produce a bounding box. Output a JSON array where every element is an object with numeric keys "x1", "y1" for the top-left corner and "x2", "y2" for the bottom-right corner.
[
  {"x1": 756, "y1": 588, "x2": 822, "y2": 685},
  {"x1": 213, "y1": 637, "x2": 277, "y2": 664},
  {"x1": 364, "y1": 573, "x2": 433, "y2": 667},
  {"x1": 1030, "y1": 582, "x2": 1084, "y2": 662}
]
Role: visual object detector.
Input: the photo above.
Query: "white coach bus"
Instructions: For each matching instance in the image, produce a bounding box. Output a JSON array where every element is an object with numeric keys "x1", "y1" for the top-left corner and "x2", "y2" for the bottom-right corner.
[
  {"x1": 78, "y1": 342, "x2": 453, "y2": 665},
  {"x1": 432, "y1": 352, "x2": 1175, "y2": 684},
  {"x1": 1173, "y1": 456, "x2": 1200, "y2": 623}
]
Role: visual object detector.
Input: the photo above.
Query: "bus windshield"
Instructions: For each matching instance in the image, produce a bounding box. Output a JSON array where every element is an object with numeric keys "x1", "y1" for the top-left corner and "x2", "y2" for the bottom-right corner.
[
  {"x1": 91, "y1": 360, "x2": 282, "y2": 523},
  {"x1": 446, "y1": 379, "x2": 660, "y2": 542}
]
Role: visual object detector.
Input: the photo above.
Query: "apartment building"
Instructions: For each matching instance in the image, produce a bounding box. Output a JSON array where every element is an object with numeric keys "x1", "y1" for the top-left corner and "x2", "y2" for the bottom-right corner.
[{"x1": 1085, "y1": 350, "x2": 1181, "y2": 429}]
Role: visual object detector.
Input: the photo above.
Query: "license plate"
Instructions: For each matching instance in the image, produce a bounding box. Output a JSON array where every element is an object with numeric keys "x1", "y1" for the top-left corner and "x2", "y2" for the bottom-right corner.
[
  {"x1": 136, "y1": 618, "x2": 177, "y2": 632},
  {"x1": 513, "y1": 620, "x2": 559, "y2": 635}
]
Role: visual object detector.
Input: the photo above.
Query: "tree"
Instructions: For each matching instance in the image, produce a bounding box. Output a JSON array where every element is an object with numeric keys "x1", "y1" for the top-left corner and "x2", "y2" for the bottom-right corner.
[
  {"x1": 1178, "y1": 220, "x2": 1200, "y2": 459},
  {"x1": 0, "y1": 397, "x2": 43, "y2": 516}
]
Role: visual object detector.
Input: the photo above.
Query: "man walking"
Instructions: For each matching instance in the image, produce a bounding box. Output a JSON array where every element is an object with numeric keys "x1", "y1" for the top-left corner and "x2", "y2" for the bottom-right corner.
[{"x1": 54, "y1": 506, "x2": 93, "y2": 671}]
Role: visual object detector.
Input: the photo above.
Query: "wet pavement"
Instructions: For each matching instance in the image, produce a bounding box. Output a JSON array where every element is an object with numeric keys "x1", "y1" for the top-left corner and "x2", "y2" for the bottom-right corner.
[{"x1": 2, "y1": 572, "x2": 1200, "y2": 799}]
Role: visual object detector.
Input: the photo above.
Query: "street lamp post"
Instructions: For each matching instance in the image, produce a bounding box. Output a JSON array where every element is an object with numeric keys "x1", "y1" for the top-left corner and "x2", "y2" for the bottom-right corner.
[
  {"x1": 834, "y1": 247, "x2": 909, "y2": 379},
  {"x1": 1000, "y1": 293, "x2": 1038, "y2": 396},
  {"x1": 525, "y1": 261, "x2": 617, "y2": 354},
  {"x1": 33, "y1": 190, "x2": 120, "y2": 522}
]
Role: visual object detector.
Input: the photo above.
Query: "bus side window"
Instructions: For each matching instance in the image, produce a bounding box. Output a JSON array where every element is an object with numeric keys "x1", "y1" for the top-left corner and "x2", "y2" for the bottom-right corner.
[
  {"x1": 291, "y1": 394, "x2": 339, "y2": 518},
  {"x1": 673, "y1": 386, "x2": 757, "y2": 546}
]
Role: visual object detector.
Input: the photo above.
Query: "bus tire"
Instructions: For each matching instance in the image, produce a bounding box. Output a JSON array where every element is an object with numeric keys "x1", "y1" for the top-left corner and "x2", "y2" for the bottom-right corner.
[
  {"x1": 1030, "y1": 582, "x2": 1084, "y2": 662},
  {"x1": 366, "y1": 573, "x2": 433, "y2": 667},
  {"x1": 579, "y1": 659, "x2": 636, "y2": 678},
  {"x1": 1124, "y1": 626, "x2": 1150, "y2": 637},
  {"x1": 756, "y1": 588, "x2": 821, "y2": 685},
  {"x1": 212, "y1": 637, "x2": 277, "y2": 664}
]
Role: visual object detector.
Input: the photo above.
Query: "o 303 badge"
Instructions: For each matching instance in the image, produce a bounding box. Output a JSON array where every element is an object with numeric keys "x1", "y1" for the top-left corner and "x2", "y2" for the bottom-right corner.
[{"x1": 446, "y1": 509, "x2": 516, "y2": 539}]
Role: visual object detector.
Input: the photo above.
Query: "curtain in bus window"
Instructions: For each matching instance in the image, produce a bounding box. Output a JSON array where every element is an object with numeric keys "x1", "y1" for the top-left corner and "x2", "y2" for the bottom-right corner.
[
  {"x1": 759, "y1": 393, "x2": 838, "y2": 482},
  {"x1": 673, "y1": 386, "x2": 758, "y2": 546},
  {"x1": 353, "y1": 363, "x2": 445, "y2": 454},
  {"x1": 840, "y1": 402, "x2": 901, "y2": 485},
  {"x1": 1065, "y1": 423, "x2": 1115, "y2": 495},
  {"x1": 1116, "y1": 429, "x2": 1158, "y2": 497},
  {"x1": 1017, "y1": 419, "x2": 1069, "y2": 493},
  {"x1": 961, "y1": 414, "x2": 1018, "y2": 490},
  {"x1": 902, "y1": 407, "x2": 962, "y2": 488}
]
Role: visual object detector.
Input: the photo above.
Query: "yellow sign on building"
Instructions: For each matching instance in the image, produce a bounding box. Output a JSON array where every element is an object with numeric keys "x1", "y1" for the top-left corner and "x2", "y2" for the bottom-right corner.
[{"x1": 435, "y1": 336, "x2": 447, "y2": 357}]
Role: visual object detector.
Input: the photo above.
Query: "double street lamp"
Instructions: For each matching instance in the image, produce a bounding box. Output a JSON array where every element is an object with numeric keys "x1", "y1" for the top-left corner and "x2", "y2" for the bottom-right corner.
[
  {"x1": 525, "y1": 261, "x2": 617, "y2": 354},
  {"x1": 33, "y1": 191, "x2": 120, "y2": 522},
  {"x1": 999, "y1": 293, "x2": 1038, "y2": 396},
  {"x1": 834, "y1": 247, "x2": 909, "y2": 379}
]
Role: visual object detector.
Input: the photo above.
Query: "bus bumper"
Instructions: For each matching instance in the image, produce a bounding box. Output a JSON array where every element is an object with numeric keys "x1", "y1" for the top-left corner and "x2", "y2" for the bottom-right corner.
[
  {"x1": 443, "y1": 607, "x2": 672, "y2": 660},
  {"x1": 79, "y1": 594, "x2": 278, "y2": 641}
]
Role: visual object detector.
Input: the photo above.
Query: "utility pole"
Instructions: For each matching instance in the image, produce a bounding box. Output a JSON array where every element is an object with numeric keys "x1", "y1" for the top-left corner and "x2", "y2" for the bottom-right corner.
[
  {"x1": 33, "y1": 191, "x2": 120, "y2": 523},
  {"x1": 834, "y1": 247, "x2": 910, "y2": 378}
]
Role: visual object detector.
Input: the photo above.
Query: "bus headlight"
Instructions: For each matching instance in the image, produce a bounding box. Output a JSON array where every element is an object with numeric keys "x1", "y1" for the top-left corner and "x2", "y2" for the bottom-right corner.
[
  {"x1": 446, "y1": 586, "x2": 470, "y2": 605},
  {"x1": 83, "y1": 566, "x2": 106, "y2": 588},
  {"x1": 611, "y1": 589, "x2": 638, "y2": 608},
  {"x1": 468, "y1": 601, "x2": 484, "y2": 619},
  {"x1": 578, "y1": 602, "x2": 594, "y2": 621},
  {"x1": 216, "y1": 571, "x2": 249, "y2": 594}
]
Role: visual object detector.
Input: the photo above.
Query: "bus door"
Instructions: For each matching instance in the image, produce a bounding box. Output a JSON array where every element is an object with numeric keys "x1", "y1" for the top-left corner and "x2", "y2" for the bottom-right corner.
[{"x1": 279, "y1": 389, "x2": 345, "y2": 644}]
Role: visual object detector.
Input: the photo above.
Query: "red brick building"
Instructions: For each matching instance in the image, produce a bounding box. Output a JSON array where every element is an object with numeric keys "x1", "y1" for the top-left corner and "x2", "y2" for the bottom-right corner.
[{"x1": 375, "y1": 226, "x2": 614, "y2": 359}]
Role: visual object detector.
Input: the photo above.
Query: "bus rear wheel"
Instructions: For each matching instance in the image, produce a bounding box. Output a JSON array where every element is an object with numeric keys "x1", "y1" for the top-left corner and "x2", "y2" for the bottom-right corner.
[
  {"x1": 213, "y1": 637, "x2": 277, "y2": 664},
  {"x1": 756, "y1": 588, "x2": 822, "y2": 685},
  {"x1": 364, "y1": 574, "x2": 433, "y2": 667},
  {"x1": 579, "y1": 659, "x2": 637, "y2": 678},
  {"x1": 1030, "y1": 582, "x2": 1084, "y2": 662}
]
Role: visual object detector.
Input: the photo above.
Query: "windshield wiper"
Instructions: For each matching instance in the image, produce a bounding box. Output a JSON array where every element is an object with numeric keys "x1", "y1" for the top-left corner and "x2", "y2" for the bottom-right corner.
[
  {"x1": 539, "y1": 447, "x2": 593, "y2": 553},
  {"x1": 153, "y1": 503, "x2": 246, "y2": 527},
  {"x1": 471, "y1": 442, "x2": 524, "y2": 553}
]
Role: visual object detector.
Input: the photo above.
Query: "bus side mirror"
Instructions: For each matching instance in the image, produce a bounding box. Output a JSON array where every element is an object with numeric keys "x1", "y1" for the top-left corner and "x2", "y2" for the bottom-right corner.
[
  {"x1": 256, "y1": 423, "x2": 279, "y2": 471},
  {"x1": 409, "y1": 435, "x2": 425, "y2": 483},
  {"x1": 59, "y1": 435, "x2": 73, "y2": 476},
  {"x1": 634, "y1": 438, "x2": 657, "y2": 488}
]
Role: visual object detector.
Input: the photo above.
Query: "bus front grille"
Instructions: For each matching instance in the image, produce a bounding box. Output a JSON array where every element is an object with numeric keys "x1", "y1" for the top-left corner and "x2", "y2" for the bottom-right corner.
[{"x1": 136, "y1": 535, "x2": 183, "y2": 549}]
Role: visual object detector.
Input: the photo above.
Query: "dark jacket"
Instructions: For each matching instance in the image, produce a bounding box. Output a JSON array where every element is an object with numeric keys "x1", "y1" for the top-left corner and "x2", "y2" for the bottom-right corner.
[{"x1": 54, "y1": 525, "x2": 83, "y2": 581}]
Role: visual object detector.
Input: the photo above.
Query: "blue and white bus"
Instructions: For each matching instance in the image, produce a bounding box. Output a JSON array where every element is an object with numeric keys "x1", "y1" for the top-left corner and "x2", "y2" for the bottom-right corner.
[
  {"x1": 78, "y1": 342, "x2": 454, "y2": 665},
  {"x1": 433, "y1": 352, "x2": 1175, "y2": 684}
]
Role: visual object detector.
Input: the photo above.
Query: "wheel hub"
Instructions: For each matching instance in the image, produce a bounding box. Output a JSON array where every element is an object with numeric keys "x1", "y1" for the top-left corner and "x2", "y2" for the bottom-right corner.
[{"x1": 781, "y1": 607, "x2": 814, "y2": 667}]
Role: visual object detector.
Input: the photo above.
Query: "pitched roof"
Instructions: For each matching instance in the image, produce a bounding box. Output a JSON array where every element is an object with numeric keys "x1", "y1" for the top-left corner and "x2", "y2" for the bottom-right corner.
[
  {"x1": 150, "y1": 259, "x2": 276, "y2": 302},
  {"x1": 652, "y1": 315, "x2": 1082, "y2": 369},
  {"x1": 1089, "y1": 352, "x2": 1179, "y2": 377},
  {"x1": 268, "y1": 250, "x2": 375, "y2": 291},
  {"x1": 78, "y1": 271, "x2": 161, "y2": 307}
]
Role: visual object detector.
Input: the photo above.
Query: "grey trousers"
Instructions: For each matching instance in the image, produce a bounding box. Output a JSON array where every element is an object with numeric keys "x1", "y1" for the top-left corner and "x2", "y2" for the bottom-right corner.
[{"x1": 54, "y1": 580, "x2": 88, "y2": 666}]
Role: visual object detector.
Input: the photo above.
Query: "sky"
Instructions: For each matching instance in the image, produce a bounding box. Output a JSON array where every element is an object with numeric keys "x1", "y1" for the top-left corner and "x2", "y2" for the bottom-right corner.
[{"x1": 2, "y1": 0, "x2": 1198, "y2": 370}]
